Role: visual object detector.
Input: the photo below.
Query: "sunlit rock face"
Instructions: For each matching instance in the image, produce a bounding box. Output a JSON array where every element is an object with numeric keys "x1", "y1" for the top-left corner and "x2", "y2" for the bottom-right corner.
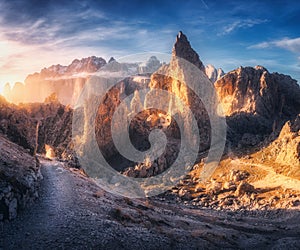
[
  {"x1": 0, "y1": 94, "x2": 75, "y2": 165},
  {"x1": 45, "y1": 144, "x2": 56, "y2": 159},
  {"x1": 4, "y1": 57, "x2": 107, "y2": 105},
  {"x1": 215, "y1": 66, "x2": 300, "y2": 138},
  {"x1": 274, "y1": 114, "x2": 300, "y2": 167},
  {"x1": 94, "y1": 32, "x2": 214, "y2": 177}
]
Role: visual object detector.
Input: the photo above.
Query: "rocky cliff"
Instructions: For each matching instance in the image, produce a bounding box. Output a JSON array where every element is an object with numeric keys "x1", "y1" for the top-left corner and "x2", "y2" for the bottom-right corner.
[
  {"x1": 215, "y1": 66, "x2": 300, "y2": 142},
  {"x1": 172, "y1": 31, "x2": 206, "y2": 73},
  {"x1": 0, "y1": 94, "x2": 76, "y2": 166},
  {"x1": 93, "y1": 32, "x2": 215, "y2": 177},
  {"x1": 273, "y1": 114, "x2": 300, "y2": 168},
  {"x1": 0, "y1": 135, "x2": 41, "y2": 221}
]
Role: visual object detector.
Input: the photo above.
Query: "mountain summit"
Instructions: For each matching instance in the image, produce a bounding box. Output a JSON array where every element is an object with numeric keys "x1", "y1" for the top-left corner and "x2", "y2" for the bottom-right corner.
[{"x1": 172, "y1": 31, "x2": 206, "y2": 73}]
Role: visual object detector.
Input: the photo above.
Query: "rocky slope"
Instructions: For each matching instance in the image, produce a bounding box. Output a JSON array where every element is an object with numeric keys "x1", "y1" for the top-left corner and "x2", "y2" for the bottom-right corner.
[
  {"x1": 2, "y1": 160, "x2": 300, "y2": 249},
  {"x1": 274, "y1": 114, "x2": 300, "y2": 167},
  {"x1": 260, "y1": 114, "x2": 300, "y2": 177},
  {"x1": 0, "y1": 135, "x2": 41, "y2": 221}
]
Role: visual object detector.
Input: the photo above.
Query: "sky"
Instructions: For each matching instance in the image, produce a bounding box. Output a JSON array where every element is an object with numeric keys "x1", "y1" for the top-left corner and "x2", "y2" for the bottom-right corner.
[{"x1": 0, "y1": 0, "x2": 299, "y2": 93}]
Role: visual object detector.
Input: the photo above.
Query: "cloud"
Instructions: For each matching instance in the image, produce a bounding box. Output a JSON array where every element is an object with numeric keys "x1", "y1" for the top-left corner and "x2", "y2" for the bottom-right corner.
[
  {"x1": 220, "y1": 19, "x2": 268, "y2": 35},
  {"x1": 0, "y1": 2, "x2": 175, "y2": 87},
  {"x1": 248, "y1": 37, "x2": 300, "y2": 53}
]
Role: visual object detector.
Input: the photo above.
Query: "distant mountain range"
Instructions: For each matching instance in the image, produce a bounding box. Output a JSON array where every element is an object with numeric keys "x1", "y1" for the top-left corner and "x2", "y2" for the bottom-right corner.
[{"x1": 3, "y1": 40, "x2": 224, "y2": 106}]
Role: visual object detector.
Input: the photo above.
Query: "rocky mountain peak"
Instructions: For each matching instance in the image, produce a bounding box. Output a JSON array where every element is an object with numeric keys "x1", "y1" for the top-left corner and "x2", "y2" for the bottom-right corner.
[
  {"x1": 37, "y1": 56, "x2": 107, "y2": 78},
  {"x1": 254, "y1": 65, "x2": 268, "y2": 72},
  {"x1": 172, "y1": 31, "x2": 205, "y2": 73},
  {"x1": 67, "y1": 56, "x2": 106, "y2": 74},
  {"x1": 205, "y1": 64, "x2": 225, "y2": 83},
  {"x1": 108, "y1": 57, "x2": 116, "y2": 63}
]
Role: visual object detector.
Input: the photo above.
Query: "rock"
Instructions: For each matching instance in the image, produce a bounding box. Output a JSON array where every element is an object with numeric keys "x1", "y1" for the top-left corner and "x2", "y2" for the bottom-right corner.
[
  {"x1": 229, "y1": 170, "x2": 249, "y2": 182},
  {"x1": 235, "y1": 181, "x2": 255, "y2": 196},
  {"x1": 178, "y1": 188, "x2": 192, "y2": 200},
  {"x1": 0, "y1": 96, "x2": 76, "y2": 166},
  {"x1": 8, "y1": 198, "x2": 17, "y2": 220},
  {"x1": 223, "y1": 181, "x2": 236, "y2": 191},
  {"x1": 4, "y1": 56, "x2": 107, "y2": 105},
  {"x1": 215, "y1": 66, "x2": 300, "y2": 141},
  {"x1": 0, "y1": 135, "x2": 41, "y2": 221},
  {"x1": 205, "y1": 64, "x2": 225, "y2": 83},
  {"x1": 240, "y1": 133, "x2": 261, "y2": 147},
  {"x1": 220, "y1": 198, "x2": 234, "y2": 206},
  {"x1": 207, "y1": 180, "x2": 222, "y2": 195},
  {"x1": 274, "y1": 114, "x2": 300, "y2": 167},
  {"x1": 215, "y1": 66, "x2": 300, "y2": 118},
  {"x1": 108, "y1": 57, "x2": 116, "y2": 63},
  {"x1": 172, "y1": 31, "x2": 206, "y2": 73}
]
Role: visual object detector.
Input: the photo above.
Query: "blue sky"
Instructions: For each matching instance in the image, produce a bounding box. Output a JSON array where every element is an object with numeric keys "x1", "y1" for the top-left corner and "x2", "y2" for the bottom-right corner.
[{"x1": 0, "y1": 0, "x2": 299, "y2": 91}]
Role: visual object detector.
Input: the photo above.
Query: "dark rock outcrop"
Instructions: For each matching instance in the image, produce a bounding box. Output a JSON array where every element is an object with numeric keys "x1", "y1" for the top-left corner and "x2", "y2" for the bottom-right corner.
[
  {"x1": 0, "y1": 135, "x2": 41, "y2": 221},
  {"x1": 0, "y1": 95, "x2": 77, "y2": 167},
  {"x1": 172, "y1": 31, "x2": 206, "y2": 73}
]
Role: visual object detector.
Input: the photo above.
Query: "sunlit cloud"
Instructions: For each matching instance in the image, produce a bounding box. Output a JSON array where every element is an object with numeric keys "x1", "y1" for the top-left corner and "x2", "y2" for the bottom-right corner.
[{"x1": 0, "y1": 5, "x2": 174, "y2": 92}]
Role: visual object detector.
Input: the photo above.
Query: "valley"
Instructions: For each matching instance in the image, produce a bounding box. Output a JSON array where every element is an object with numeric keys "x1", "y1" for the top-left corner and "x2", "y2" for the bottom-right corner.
[{"x1": 0, "y1": 31, "x2": 299, "y2": 248}]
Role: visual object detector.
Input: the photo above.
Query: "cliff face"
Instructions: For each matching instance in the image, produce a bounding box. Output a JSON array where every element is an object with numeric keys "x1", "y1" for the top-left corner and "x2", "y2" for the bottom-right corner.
[
  {"x1": 205, "y1": 64, "x2": 224, "y2": 83},
  {"x1": 172, "y1": 31, "x2": 206, "y2": 73},
  {"x1": 0, "y1": 135, "x2": 41, "y2": 221},
  {"x1": 215, "y1": 66, "x2": 300, "y2": 139},
  {"x1": 0, "y1": 96, "x2": 35, "y2": 153},
  {"x1": 93, "y1": 32, "x2": 214, "y2": 177},
  {"x1": 0, "y1": 95, "x2": 76, "y2": 166},
  {"x1": 274, "y1": 114, "x2": 300, "y2": 167}
]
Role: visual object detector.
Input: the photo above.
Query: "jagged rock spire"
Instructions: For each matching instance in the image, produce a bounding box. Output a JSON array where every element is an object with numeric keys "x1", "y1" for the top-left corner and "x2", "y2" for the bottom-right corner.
[
  {"x1": 108, "y1": 57, "x2": 116, "y2": 63},
  {"x1": 172, "y1": 31, "x2": 205, "y2": 73}
]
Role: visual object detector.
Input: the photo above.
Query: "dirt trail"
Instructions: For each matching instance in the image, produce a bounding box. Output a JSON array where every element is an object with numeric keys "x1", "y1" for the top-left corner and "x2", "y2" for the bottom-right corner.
[
  {"x1": 1, "y1": 160, "x2": 300, "y2": 249},
  {"x1": 231, "y1": 159, "x2": 300, "y2": 191}
]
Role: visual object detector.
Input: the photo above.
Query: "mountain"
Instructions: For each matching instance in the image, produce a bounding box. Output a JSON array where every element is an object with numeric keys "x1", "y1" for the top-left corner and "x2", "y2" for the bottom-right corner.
[
  {"x1": 1, "y1": 31, "x2": 300, "y2": 223},
  {"x1": 3, "y1": 56, "x2": 107, "y2": 105},
  {"x1": 92, "y1": 31, "x2": 217, "y2": 178},
  {"x1": 215, "y1": 65, "x2": 300, "y2": 142},
  {"x1": 34, "y1": 56, "x2": 107, "y2": 78},
  {"x1": 205, "y1": 64, "x2": 225, "y2": 83},
  {"x1": 172, "y1": 31, "x2": 206, "y2": 73}
]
